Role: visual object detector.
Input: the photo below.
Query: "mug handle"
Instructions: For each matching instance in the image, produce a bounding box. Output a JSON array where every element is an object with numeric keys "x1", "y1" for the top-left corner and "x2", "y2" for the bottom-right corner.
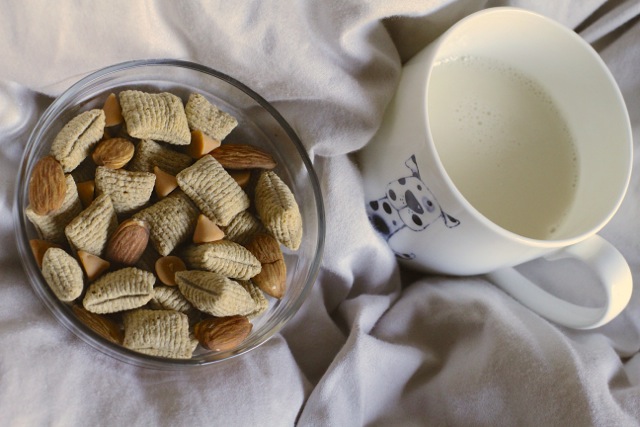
[{"x1": 486, "y1": 235, "x2": 632, "y2": 329}]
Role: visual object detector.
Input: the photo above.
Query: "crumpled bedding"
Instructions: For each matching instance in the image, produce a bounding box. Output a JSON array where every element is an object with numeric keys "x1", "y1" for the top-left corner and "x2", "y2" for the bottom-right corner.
[{"x1": 0, "y1": 1, "x2": 639, "y2": 425}]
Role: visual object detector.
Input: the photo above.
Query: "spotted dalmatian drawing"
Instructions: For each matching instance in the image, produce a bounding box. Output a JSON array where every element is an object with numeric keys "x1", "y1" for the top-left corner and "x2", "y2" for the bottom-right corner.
[{"x1": 367, "y1": 154, "x2": 460, "y2": 259}]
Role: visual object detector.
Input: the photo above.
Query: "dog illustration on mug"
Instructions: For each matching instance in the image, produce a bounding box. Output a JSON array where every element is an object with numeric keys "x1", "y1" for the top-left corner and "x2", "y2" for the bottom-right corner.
[{"x1": 367, "y1": 155, "x2": 460, "y2": 259}]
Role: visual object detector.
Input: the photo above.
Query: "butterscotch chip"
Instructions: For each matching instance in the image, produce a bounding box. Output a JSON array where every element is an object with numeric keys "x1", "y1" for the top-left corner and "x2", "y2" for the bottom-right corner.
[
  {"x1": 187, "y1": 129, "x2": 220, "y2": 159},
  {"x1": 153, "y1": 166, "x2": 178, "y2": 198},
  {"x1": 28, "y1": 156, "x2": 67, "y2": 215},
  {"x1": 155, "y1": 256, "x2": 187, "y2": 286},
  {"x1": 151, "y1": 285, "x2": 195, "y2": 315},
  {"x1": 128, "y1": 139, "x2": 193, "y2": 175},
  {"x1": 176, "y1": 155, "x2": 249, "y2": 226},
  {"x1": 133, "y1": 191, "x2": 199, "y2": 256},
  {"x1": 65, "y1": 193, "x2": 118, "y2": 256},
  {"x1": 94, "y1": 166, "x2": 155, "y2": 215},
  {"x1": 254, "y1": 171, "x2": 302, "y2": 250},
  {"x1": 123, "y1": 309, "x2": 193, "y2": 359},
  {"x1": 229, "y1": 170, "x2": 251, "y2": 188},
  {"x1": 103, "y1": 93, "x2": 123, "y2": 127},
  {"x1": 181, "y1": 240, "x2": 261, "y2": 281},
  {"x1": 77, "y1": 250, "x2": 111, "y2": 281},
  {"x1": 119, "y1": 90, "x2": 191, "y2": 145},
  {"x1": 76, "y1": 180, "x2": 95, "y2": 208},
  {"x1": 184, "y1": 93, "x2": 237, "y2": 140},
  {"x1": 83, "y1": 267, "x2": 155, "y2": 314},
  {"x1": 26, "y1": 175, "x2": 83, "y2": 245},
  {"x1": 41, "y1": 247, "x2": 84, "y2": 302},
  {"x1": 72, "y1": 305, "x2": 123, "y2": 344},
  {"x1": 50, "y1": 109, "x2": 106, "y2": 172},
  {"x1": 92, "y1": 137, "x2": 135, "y2": 169},
  {"x1": 238, "y1": 280, "x2": 269, "y2": 319},
  {"x1": 175, "y1": 270, "x2": 257, "y2": 317},
  {"x1": 193, "y1": 214, "x2": 225, "y2": 244},
  {"x1": 29, "y1": 239, "x2": 61, "y2": 268},
  {"x1": 220, "y1": 210, "x2": 266, "y2": 245}
]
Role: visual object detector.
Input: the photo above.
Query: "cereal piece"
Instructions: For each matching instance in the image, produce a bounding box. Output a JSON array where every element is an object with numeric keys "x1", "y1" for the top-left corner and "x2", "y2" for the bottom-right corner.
[
  {"x1": 41, "y1": 247, "x2": 84, "y2": 302},
  {"x1": 153, "y1": 166, "x2": 178, "y2": 198},
  {"x1": 65, "y1": 193, "x2": 118, "y2": 256},
  {"x1": 123, "y1": 309, "x2": 193, "y2": 359},
  {"x1": 151, "y1": 285, "x2": 195, "y2": 315},
  {"x1": 221, "y1": 210, "x2": 266, "y2": 245},
  {"x1": 72, "y1": 305, "x2": 123, "y2": 344},
  {"x1": 133, "y1": 191, "x2": 199, "y2": 256},
  {"x1": 128, "y1": 138, "x2": 193, "y2": 175},
  {"x1": 119, "y1": 90, "x2": 191, "y2": 145},
  {"x1": 50, "y1": 109, "x2": 106, "y2": 172},
  {"x1": 28, "y1": 156, "x2": 66, "y2": 215},
  {"x1": 77, "y1": 250, "x2": 111, "y2": 281},
  {"x1": 103, "y1": 93, "x2": 123, "y2": 127},
  {"x1": 254, "y1": 171, "x2": 302, "y2": 250},
  {"x1": 92, "y1": 137, "x2": 135, "y2": 169},
  {"x1": 175, "y1": 270, "x2": 257, "y2": 317},
  {"x1": 239, "y1": 280, "x2": 269, "y2": 319},
  {"x1": 181, "y1": 240, "x2": 261, "y2": 281},
  {"x1": 94, "y1": 166, "x2": 155, "y2": 215},
  {"x1": 187, "y1": 129, "x2": 220, "y2": 159},
  {"x1": 193, "y1": 214, "x2": 224, "y2": 244},
  {"x1": 176, "y1": 155, "x2": 249, "y2": 226},
  {"x1": 26, "y1": 175, "x2": 83, "y2": 245},
  {"x1": 185, "y1": 93, "x2": 237, "y2": 140},
  {"x1": 29, "y1": 239, "x2": 61, "y2": 268},
  {"x1": 155, "y1": 256, "x2": 187, "y2": 286},
  {"x1": 83, "y1": 267, "x2": 155, "y2": 314}
]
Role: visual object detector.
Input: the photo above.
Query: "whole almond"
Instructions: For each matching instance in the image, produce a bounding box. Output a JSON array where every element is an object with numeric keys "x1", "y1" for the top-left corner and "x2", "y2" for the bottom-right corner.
[
  {"x1": 72, "y1": 305, "x2": 124, "y2": 345},
  {"x1": 193, "y1": 315, "x2": 252, "y2": 351},
  {"x1": 92, "y1": 137, "x2": 135, "y2": 169},
  {"x1": 246, "y1": 233, "x2": 287, "y2": 299},
  {"x1": 28, "y1": 156, "x2": 67, "y2": 215},
  {"x1": 210, "y1": 144, "x2": 276, "y2": 170},
  {"x1": 105, "y1": 218, "x2": 150, "y2": 265}
]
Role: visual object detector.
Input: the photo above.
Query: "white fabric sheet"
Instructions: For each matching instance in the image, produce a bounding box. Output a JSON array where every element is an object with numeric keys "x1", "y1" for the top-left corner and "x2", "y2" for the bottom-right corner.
[{"x1": 1, "y1": 1, "x2": 639, "y2": 425}]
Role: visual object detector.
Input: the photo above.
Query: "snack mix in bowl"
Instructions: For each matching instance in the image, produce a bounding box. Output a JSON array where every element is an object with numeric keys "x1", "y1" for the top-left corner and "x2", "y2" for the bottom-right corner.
[{"x1": 14, "y1": 59, "x2": 325, "y2": 369}]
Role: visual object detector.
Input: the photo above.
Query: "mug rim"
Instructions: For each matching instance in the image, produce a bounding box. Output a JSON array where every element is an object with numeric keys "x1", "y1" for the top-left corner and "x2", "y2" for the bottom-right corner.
[{"x1": 423, "y1": 7, "x2": 633, "y2": 248}]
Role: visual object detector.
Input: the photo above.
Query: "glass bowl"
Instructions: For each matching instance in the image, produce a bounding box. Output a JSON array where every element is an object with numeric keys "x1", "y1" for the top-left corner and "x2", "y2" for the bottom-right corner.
[{"x1": 13, "y1": 59, "x2": 325, "y2": 369}]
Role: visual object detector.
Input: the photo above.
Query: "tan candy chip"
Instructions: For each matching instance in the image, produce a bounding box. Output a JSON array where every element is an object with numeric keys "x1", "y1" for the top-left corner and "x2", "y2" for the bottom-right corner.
[
  {"x1": 83, "y1": 267, "x2": 155, "y2": 314},
  {"x1": 26, "y1": 175, "x2": 82, "y2": 245},
  {"x1": 176, "y1": 155, "x2": 249, "y2": 226},
  {"x1": 77, "y1": 250, "x2": 111, "y2": 281},
  {"x1": 119, "y1": 90, "x2": 191, "y2": 146},
  {"x1": 255, "y1": 171, "x2": 303, "y2": 250},
  {"x1": 185, "y1": 93, "x2": 238, "y2": 140},
  {"x1": 128, "y1": 139, "x2": 193, "y2": 175},
  {"x1": 65, "y1": 193, "x2": 118, "y2": 256},
  {"x1": 134, "y1": 191, "x2": 199, "y2": 256},
  {"x1": 50, "y1": 109, "x2": 106, "y2": 172},
  {"x1": 123, "y1": 309, "x2": 193, "y2": 359},
  {"x1": 182, "y1": 240, "x2": 261, "y2": 281},
  {"x1": 41, "y1": 247, "x2": 84, "y2": 302},
  {"x1": 175, "y1": 270, "x2": 257, "y2": 317},
  {"x1": 95, "y1": 166, "x2": 155, "y2": 215}
]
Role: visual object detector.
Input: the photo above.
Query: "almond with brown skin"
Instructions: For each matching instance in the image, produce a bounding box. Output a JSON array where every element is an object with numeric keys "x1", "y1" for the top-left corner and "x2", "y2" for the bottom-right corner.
[
  {"x1": 28, "y1": 156, "x2": 67, "y2": 215},
  {"x1": 210, "y1": 144, "x2": 276, "y2": 170},
  {"x1": 245, "y1": 233, "x2": 286, "y2": 299},
  {"x1": 92, "y1": 137, "x2": 135, "y2": 169},
  {"x1": 72, "y1": 305, "x2": 124, "y2": 345},
  {"x1": 104, "y1": 218, "x2": 150, "y2": 265},
  {"x1": 193, "y1": 315, "x2": 252, "y2": 351}
]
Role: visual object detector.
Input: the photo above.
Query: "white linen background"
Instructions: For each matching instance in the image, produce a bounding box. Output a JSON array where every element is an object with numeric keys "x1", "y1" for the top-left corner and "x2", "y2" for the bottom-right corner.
[{"x1": 0, "y1": 0, "x2": 639, "y2": 425}]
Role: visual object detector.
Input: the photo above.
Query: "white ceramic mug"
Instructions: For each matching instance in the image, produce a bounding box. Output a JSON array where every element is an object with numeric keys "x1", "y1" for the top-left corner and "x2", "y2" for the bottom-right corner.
[{"x1": 359, "y1": 7, "x2": 633, "y2": 329}]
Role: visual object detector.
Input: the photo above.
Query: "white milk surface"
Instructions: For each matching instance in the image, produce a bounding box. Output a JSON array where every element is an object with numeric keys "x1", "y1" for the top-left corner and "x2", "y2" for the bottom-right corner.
[{"x1": 428, "y1": 56, "x2": 578, "y2": 240}]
